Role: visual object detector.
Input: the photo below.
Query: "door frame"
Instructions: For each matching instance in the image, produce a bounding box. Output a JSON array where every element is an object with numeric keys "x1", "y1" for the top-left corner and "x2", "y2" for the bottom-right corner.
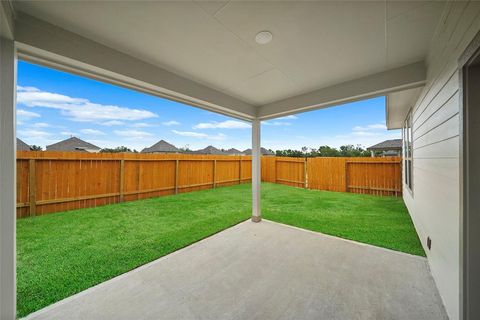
[{"x1": 459, "y1": 29, "x2": 480, "y2": 320}]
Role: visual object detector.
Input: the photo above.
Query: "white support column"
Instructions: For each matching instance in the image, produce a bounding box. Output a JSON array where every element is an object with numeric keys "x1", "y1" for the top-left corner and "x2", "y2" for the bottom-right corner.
[
  {"x1": 0, "y1": 36, "x2": 17, "y2": 319},
  {"x1": 252, "y1": 118, "x2": 261, "y2": 222}
]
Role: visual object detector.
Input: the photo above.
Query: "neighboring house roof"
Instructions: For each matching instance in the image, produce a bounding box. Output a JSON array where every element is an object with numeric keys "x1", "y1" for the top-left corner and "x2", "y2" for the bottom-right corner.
[
  {"x1": 141, "y1": 140, "x2": 179, "y2": 153},
  {"x1": 194, "y1": 146, "x2": 226, "y2": 155},
  {"x1": 17, "y1": 138, "x2": 31, "y2": 151},
  {"x1": 383, "y1": 150, "x2": 401, "y2": 156},
  {"x1": 367, "y1": 139, "x2": 402, "y2": 151},
  {"x1": 46, "y1": 137, "x2": 101, "y2": 152},
  {"x1": 243, "y1": 147, "x2": 275, "y2": 156},
  {"x1": 225, "y1": 148, "x2": 243, "y2": 155}
]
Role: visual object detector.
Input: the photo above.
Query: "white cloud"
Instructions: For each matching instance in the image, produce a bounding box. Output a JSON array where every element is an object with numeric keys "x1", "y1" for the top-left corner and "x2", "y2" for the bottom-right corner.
[
  {"x1": 130, "y1": 122, "x2": 151, "y2": 128},
  {"x1": 352, "y1": 123, "x2": 387, "y2": 131},
  {"x1": 17, "y1": 129, "x2": 52, "y2": 139},
  {"x1": 209, "y1": 133, "x2": 227, "y2": 140},
  {"x1": 276, "y1": 115, "x2": 298, "y2": 120},
  {"x1": 351, "y1": 131, "x2": 376, "y2": 137},
  {"x1": 31, "y1": 122, "x2": 50, "y2": 128},
  {"x1": 171, "y1": 130, "x2": 226, "y2": 140},
  {"x1": 162, "y1": 120, "x2": 180, "y2": 126},
  {"x1": 80, "y1": 128, "x2": 106, "y2": 135},
  {"x1": 17, "y1": 109, "x2": 41, "y2": 119},
  {"x1": 16, "y1": 86, "x2": 158, "y2": 122},
  {"x1": 261, "y1": 115, "x2": 298, "y2": 127},
  {"x1": 17, "y1": 86, "x2": 40, "y2": 92},
  {"x1": 61, "y1": 131, "x2": 76, "y2": 136},
  {"x1": 264, "y1": 131, "x2": 401, "y2": 151},
  {"x1": 316, "y1": 122, "x2": 398, "y2": 148},
  {"x1": 172, "y1": 130, "x2": 208, "y2": 138},
  {"x1": 262, "y1": 121, "x2": 291, "y2": 126},
  {"x1": 100, "y1": 120, "x2": 125, "y2": 126},
  {"x1": 349, "y1": 123, "x2": 388, "y2": 138},
  {"x1": 262, "y1": 120, "x2": 399, "y2": 151},
  {"x1": 193, "y1": 120, "x2": 250, "y2": 129},
  {"x1": 114, "y1": 130, "x2": 153, "y2": 139}
]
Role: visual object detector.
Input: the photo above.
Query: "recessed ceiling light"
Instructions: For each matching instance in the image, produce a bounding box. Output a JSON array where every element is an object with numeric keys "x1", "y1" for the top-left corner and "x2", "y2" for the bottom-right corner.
[{"x1": 255, "y1": 31, "x2": 273, "y2": 45}]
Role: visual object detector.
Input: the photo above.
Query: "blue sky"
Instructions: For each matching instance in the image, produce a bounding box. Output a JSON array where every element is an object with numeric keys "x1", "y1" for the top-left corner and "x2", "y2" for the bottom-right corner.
[{"x1": 16, "y1": 61, "x2": 400, "y2": 151}]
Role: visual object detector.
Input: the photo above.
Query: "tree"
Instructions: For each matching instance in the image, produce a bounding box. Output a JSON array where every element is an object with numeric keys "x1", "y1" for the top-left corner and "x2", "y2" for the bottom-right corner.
[
  {"x1": 274, "y1": 144, "x2": 370, "y2": 158},
  {"x1": 275, "y1": 149, "x2": 304, "y2": 157},
  {"x1": 338, "y1": 144, "x2": 370, "y2": 157},
  {"x1": 178, "y1": 145, "x2": 193, "y2": 153},
  {"x1": 316, "y1": 145, "x2": 340, "y2": 157},
  {"x1": 100, "y1": 146, "x2": 134, "y2": 153},
  {"x1": 30, "y1": 145, "x2": 43, "y2": 151}
]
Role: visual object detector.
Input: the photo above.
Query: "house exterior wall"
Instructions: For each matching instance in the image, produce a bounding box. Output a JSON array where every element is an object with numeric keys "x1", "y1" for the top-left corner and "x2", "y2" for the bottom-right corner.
[{"x1": 402, "y1": 3, "x2": 480, "y2": 320}]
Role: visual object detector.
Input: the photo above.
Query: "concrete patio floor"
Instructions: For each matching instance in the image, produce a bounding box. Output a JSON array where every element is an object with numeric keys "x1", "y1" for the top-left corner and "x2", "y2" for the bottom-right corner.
[{"x1": 24, "y1": 220, "x2": 447, "y2": 320}]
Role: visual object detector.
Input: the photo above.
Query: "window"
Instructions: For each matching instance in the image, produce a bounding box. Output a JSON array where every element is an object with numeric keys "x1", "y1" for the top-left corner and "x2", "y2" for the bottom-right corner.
[{"x1": 403, "y1": 111, "x2": 413, "y2": 192}]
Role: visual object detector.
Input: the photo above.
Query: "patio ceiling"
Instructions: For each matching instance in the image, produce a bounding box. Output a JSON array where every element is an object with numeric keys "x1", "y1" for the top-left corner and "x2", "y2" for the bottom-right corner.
[{"x1": 11, "y1": 1, "x2": 444, "y2": 122}]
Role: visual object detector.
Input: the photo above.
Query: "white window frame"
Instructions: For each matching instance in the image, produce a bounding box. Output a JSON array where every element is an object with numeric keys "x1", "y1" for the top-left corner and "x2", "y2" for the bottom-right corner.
[{"x1": 403, "y1": 111, "x2": 413, "y2": 193}]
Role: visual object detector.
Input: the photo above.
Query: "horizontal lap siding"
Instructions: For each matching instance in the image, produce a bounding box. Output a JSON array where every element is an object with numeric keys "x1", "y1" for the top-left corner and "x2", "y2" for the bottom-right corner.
[
  {"x1": 414, "y1": 113, "x2": 459, "y2": 149},
  {"x1": 404, "y1": 2, "x2": 480, "y2": 319}
]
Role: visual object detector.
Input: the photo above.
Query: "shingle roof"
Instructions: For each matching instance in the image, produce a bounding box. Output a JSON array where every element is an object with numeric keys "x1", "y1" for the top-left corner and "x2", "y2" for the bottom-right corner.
[
  {"x1": 141, "y1": 140, "x2": 179, "y2": 153},
  {"x1": 367, "y1": 139, "x2": 402, "y2": 151},
  {"x1": 17, "y1": 138, "x2": 31, "y2": 151},
  {"x1": 194, "y1": 145, "x2": 226, "y2": 155},
  {"x1": 46, "y1": 137, "x2": 101, "y2": 152},
  {"x1": 225, "y1": 148, "x2": 243, "y2": 155},
  {"x1": 243, "y1": 147, "x2": 274, "y2": 155}
]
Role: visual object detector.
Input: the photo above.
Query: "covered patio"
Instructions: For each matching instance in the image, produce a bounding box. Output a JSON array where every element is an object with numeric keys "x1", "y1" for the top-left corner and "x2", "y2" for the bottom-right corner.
[
  {"x1": 2, "y1": 1, "x2": 480, "y2": 320},
  {"x1": 24, "y1": 220, "x2": 446, "y2": 320}
]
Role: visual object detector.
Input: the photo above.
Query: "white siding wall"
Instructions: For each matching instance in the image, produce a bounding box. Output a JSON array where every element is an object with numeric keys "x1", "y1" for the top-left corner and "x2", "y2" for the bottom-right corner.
[{"x1": 403, "y1": 2, "x2": 480, "y2": 320}]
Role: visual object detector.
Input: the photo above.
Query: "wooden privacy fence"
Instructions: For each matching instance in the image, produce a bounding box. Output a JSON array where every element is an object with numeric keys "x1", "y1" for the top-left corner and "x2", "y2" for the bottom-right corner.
[
  {"x1": 16, "y1": 151, "x2": 252, "y2": 218},
  {"x1": 307, "y1": 157, "x2": 402, "y2": 196},
  {"x1": 16, "y1": 152, "x2": 401, "y2": 218},
  {"x1": 262, "y1": 156, "x2": 402, "y2": 196}
]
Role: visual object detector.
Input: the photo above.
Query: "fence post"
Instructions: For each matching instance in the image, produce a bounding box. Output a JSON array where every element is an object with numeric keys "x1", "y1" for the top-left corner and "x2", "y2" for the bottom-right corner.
[
  {"x1": 136, "y1": 161, "x2": 141, "y2": 200},
  {"x1": 304, "y1": 157, "x2": 307, "y2": 189},
  {"x1": 274, "y1": 157, "x2": 277, "y2": 184},
  {"x1": 238, "y1": 157, "x2": 242, "y2": 184},
  {"x1": 29, "y1": 159, "x2": 36, "y2": 216},
  {"x1": 345, "y1": 161, "x2": 349, "y2": 193},
  {"x1": 213, "y1": 159, "x2": 217, "y2": 188},
  {"x1": 175, "y1": 160, "x2": 179, "y2": 194},
  {"x1": 119, "y1": 159, "x2": 125, "y2": 202}
]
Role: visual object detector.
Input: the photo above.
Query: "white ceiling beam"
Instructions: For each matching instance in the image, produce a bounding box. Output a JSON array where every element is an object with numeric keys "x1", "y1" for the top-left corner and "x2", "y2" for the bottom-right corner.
[
  {"x1": 13, "y1": 12, "x2": 256, "y2": 121},
  {"x1": 0, "y1": 1, "x2": 15, "y2": 40},
  {"x1": 257, "y1": 61, "x2": 426, "y2": 120},
  {"x1": 386, "y1": 87, "x2": 424, "y2": 130}
]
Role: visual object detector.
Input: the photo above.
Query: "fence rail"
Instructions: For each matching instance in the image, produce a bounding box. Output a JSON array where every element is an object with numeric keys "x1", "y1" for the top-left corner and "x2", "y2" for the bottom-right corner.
[{"x1": 16, "y1": 151, "x2": 401, "y2": 218}]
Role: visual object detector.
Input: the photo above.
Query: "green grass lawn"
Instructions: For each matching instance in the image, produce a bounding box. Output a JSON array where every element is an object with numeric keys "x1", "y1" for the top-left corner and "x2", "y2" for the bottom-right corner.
[
  {"x1": 17, "y1": 182, "x2": 423, "y2": 317},
  {"x1": 262, "y1": 183, "x2": 424, "y2": 257}
]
